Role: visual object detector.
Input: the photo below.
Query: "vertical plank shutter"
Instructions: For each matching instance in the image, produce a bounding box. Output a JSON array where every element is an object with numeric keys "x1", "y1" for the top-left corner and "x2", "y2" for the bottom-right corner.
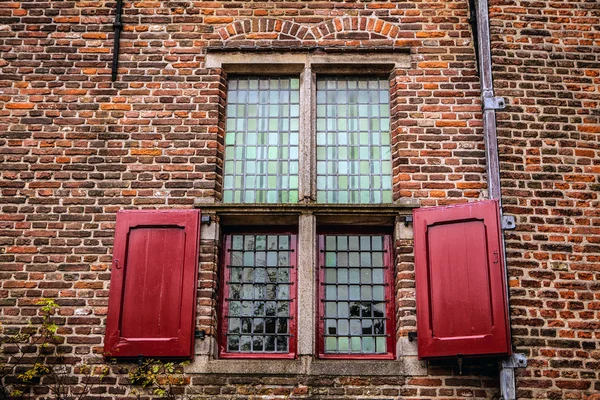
[
  {"x1": 413, "y1": 200, "x2": 511, "y2": 358},
  {"x1": 104, "y1": 210, "x2": 200, "y2": 358}
]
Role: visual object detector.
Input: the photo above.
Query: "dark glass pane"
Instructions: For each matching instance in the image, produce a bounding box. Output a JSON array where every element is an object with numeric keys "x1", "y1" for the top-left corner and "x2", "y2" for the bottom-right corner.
[
  {"x1": 361, "y1": 302, "x2": 372, "y2": 318},
  {"x1": 374, "y1": 320, "x2": 385, "y2": 335},
  {"x1": 253, "y1": 318, "x2": 265, "y2": 334},
  {"x1": 265, "y1": 336, "x2": 275, "y2": 351},
  {"x1": 228, "y1": 335, "x2": 239, "y2": 351},
  {"x1": 265, "y1": 318, "x2": 276, "y2": 334},
  {"x1": 225, "y1": 234, "x2": 294, "y2": 354},
  {"x1": 349, "y1": 302, "x2": 361, "y2": 317},
  {"x1": 240, "y1": 336, "x2": 251, "y2": 351},
  {"x1": 362, "y1": 319, "x2": 373, "y2": 335},
  {"x1": 241, "y1": 317, "x2": 251, "y2": 334},
  {"x1": 277, "y1": 319, "x2": 288, "y2": 334},
  {"x1": 276, "y1": 337, "x2": 288, "y2": 352},
  {"x1": 265, "y1": 301, "x2": 276, "y2": 316},
  {"x1": 253, "y1": 337, "x2": 264, "y2": 352}
]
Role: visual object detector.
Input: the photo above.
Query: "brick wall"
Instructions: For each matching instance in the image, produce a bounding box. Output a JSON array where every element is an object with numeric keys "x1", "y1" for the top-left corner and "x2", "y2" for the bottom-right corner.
[
  {"x1": 490, "y1": 0, "x2": 600, "y2": 398},
  {"x1": 0, "y1": 0, "x2": 598, "y2": 398}
]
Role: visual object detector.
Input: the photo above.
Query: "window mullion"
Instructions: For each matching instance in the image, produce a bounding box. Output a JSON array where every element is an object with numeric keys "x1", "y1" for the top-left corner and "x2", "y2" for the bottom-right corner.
[
  {"x1": 297, "y1": 212, "x2": 316, "y2": 356},
  {"x1": 299, "y1": 65, "x2": 316, "y2": 203}
]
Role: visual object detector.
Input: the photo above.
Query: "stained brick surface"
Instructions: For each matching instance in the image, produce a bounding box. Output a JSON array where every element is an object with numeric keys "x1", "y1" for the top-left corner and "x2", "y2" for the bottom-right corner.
[{"x1": 0, "y1": 0, "x2": 598, "y2": 399}]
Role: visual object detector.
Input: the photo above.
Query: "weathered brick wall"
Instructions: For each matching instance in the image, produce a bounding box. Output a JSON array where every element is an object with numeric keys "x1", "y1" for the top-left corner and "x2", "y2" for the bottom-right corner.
[
  {"x1": 490, "y1": 0, "x2": 600, "y2": 398},
  {"x1": 0, "y1": 0, "x2": 597, "y2": 399}
]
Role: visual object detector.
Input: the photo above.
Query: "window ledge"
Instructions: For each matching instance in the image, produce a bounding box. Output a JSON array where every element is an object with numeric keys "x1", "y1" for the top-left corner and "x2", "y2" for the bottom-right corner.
[
  {"x1": 194, "y1": 201, "x2": 419, "y2": 226},
  {"x1": 186, "y1": 355, "x2": 427, "y2": 377},
  {"x1": 195, "y1": 201, "x2": 419, "y2": 211}
]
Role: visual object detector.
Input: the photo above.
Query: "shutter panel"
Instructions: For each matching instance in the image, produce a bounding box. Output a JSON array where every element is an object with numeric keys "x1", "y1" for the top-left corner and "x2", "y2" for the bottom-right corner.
[
  {"x1": 104, "y1": 210, "x2": 200, "y2": 358},
  {"x1": 413, "y1": 200, "x2": 511, "y2": 359}
]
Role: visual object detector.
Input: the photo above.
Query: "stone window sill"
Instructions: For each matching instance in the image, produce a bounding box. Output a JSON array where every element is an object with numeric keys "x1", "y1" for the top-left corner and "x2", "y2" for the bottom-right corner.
[{"x1": 187, "y1": 354, "x2": 426, "y2": 377}]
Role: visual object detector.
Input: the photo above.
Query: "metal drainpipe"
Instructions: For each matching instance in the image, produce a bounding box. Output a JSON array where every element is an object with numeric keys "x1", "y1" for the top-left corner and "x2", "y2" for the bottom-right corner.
[
  {"x1": 473, "y1": 1, "x2": 527, "y2": 399},
  {"x1": 474, "y1": 0, "x2": 504, "y2": 202}
]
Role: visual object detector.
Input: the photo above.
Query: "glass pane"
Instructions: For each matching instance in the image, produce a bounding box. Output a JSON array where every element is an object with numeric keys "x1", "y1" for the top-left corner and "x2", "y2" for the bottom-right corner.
[
  {"x1": 316, "y1": 77, "x2": 392, "y2": 204},
  {"x1": 225, "y1": 234, "x2": 295, "y2": 354},
  {"x1": 224, "y1": 77, "x2": 299, "y2": 203},
  {"x1": 321, "y1": 234, "x2": 390, "y2": 355}
]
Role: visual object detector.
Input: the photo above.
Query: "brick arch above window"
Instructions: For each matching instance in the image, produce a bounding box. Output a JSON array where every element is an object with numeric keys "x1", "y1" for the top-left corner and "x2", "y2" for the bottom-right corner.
[
  {"x1": 215, "y1": 17, "x2": 404, "y2": 48},
  {"x1": 217, "y1": 19, "x2": 316, "y2": 43},
  {"x1": 310, "y1": 17, "x2": 402, "y2": 43}
]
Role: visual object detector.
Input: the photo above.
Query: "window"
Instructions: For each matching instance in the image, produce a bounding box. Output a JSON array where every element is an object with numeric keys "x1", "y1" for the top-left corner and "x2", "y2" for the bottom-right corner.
[
  {"x1": 219, "y1": 233, "x2": 297, "y2": 358},
  {"x1": 223, "y1": 74, "x2": 392, "y2": 205},
  {"x1": 207, "y1": 52, "x2": 410, "y2": 360},
  {"x1": 318, "y1": 233, "x2": 395, "y2": 359}
]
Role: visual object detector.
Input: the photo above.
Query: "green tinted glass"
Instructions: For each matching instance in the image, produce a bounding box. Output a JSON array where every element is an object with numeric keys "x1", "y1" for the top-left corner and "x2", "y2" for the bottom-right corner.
[
  {"x1": 316, "y1": 77, "x2": 393, "y2": 203},
  {"x1": 224, "y1": 77, "x2": 300, "y2": 203}
]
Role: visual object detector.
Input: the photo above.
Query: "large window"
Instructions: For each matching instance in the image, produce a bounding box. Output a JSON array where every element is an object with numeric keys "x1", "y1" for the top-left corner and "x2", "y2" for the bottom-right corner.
[
  {"x1": 223, "y1": 77, "x2": 300, "y2": 203},
  {"x1": 223, "y1": 75, "x2": 392, "y2": 205},
  {"x1": 316, "y1": 77, "x2": 392, "y2": 203},
  {"x1": 216, "y1": 59, "x2": 399, "y2": 359}
]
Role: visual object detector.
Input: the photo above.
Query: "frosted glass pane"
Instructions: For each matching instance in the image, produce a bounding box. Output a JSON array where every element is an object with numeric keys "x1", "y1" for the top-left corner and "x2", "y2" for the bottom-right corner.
[
  {"x1": 316, "y1": 77, "x2": 392, "y2": 204},
  {"x1": 224, "y1": 77, "x2": 299, "y2": 203}
]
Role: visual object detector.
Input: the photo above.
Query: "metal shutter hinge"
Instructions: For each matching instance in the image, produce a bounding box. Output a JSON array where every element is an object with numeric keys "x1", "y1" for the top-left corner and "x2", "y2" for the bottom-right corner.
[{"x1": 500, "y1": 353, "x2": 528, "y2": 400}]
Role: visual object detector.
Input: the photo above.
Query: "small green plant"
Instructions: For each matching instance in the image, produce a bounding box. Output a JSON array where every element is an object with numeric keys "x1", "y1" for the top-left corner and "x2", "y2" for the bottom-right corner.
[
  {"x1": 129, "y1": 359, "x2": 192, "y2": 399},
  {"x1": 0, "y1": 299, "x2": 110, "y2": 400},
  {"x1": 2, "y1": 300, "x2": 196, "y2": 399}
]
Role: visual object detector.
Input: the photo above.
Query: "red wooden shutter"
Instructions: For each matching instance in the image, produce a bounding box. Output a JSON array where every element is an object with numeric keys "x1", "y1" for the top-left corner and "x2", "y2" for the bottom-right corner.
[
  {"x1": 104, "y1": 210, "x2": 200, "y2": 358},
  {"x1": 413, "y1": 200, "x2": 511, "y2": 359}
]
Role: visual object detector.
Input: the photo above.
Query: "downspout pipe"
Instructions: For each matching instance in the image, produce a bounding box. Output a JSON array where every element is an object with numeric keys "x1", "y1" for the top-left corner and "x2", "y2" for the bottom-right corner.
[
  {"x1": 473, "y1": 1, "x2": 527, "y2": 400},
  {"x1": 111, "y1": 0, "x2": 124, "y2": 82},
  {"x1": 474, "y1": 0, "x2": 504, "y2": 203}
]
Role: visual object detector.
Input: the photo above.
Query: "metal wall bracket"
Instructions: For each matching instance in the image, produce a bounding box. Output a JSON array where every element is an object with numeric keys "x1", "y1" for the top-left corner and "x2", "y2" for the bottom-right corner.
[
  {"x1": 501, "y1": 215, "x2": 516, "y2": 230},
  {"x1": 403, "y1": 215, "x2": 413, "y2": 226},
  {"x1": 483, "y1": 96, "x2": 506, "y2": 111},
  {"x1": 500, "y1": 353, "x2": 527, "y2": 400},
  {"x1": 201, "y1": 215, "x2": 211, "y2": 225}
]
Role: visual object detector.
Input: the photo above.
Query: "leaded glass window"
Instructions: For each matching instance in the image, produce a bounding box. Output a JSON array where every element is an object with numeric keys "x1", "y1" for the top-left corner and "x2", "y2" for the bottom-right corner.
[
  {"x1": 221, "y1": 233, "x2": 297, "y2": 357},
  {"x1": 224, "y1": 77, "x2": 300, "y2": 203},
  {"x1": 316, "y1": 77, "x2": 393, "y2": 204},
  {"x1": 319, "y1": 234, "x2": 393, "y2": 356}
]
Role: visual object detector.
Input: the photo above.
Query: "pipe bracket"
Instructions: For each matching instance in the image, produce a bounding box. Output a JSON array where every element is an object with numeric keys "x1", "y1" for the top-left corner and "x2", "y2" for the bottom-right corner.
[
  {"x1": 501, "y1": 215, "x2": 516, "y2": 230},
  {"x1": 483, "y1": 96, "x2": 506, "y2": 110}
]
